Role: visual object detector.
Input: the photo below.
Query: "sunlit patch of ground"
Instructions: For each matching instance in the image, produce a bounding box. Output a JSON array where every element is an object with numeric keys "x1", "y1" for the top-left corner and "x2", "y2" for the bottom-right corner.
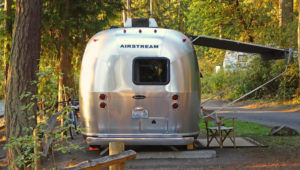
[
  {"x1": 0, "y1": 161, "x2": 7, "y2": 167},
  {"x1": 248, "y1": 162, "x2": 300, "y2": 168},
  {"x1": 241, "y1": 104, "x2": 300, "y2": 112}
]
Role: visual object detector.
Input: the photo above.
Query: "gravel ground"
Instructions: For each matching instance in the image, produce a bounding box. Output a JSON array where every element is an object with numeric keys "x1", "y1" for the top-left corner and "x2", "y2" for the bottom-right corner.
[{"x1": 220, "y1": 112, "x2": 300, "y2": 130}]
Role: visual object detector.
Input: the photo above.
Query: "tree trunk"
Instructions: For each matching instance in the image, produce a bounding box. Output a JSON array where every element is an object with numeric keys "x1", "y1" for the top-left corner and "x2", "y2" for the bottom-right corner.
[
  {"x1": 3, "y1": 0, "x2": 13, "y2": 99},
  {"x1": 279, "y1": 0, "x2": 294, "y2": 26},
  {"x1": 297, "y1": 0, "x2": 300, "y2": 96},
  {"x1": 5, "y1": 0, "x2": 42, "y2": 169},
  {"x1": 58, "y1": 30, "x2": 74, "y2": 102},
  {"x1": 234, "y1": 0, "x2": 254, "y2": 42},
  {"x1": 57, "y1": 0, "x2": 74, "y2": 136},
  {"x1": 58, "y1": 0, "x2": 74, "y2": 105},
  {"x1": 177, "y1": 0, "x2": 181, "y2": 31}
]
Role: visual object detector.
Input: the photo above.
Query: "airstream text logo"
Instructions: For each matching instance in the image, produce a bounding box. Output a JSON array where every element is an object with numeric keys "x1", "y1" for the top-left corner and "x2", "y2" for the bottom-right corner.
[{"x1": 120, "y1": 44, "x2": 159, "y2": 49}]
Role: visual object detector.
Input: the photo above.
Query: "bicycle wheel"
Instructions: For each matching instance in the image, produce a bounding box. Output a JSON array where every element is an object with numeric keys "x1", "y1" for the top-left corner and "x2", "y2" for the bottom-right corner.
[
  {"x1": 74, "y1": 112, "x2": 80, "y2": 134},
  {"x1": 69, "y1": 126, "x2": 75, "y2": 139},
  {"x1": 69, "y1": 112, "x2": 75, "y2": 139}
]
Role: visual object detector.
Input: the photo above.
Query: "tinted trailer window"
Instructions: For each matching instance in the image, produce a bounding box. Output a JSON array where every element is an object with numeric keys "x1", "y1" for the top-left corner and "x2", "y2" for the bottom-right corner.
[{"x1": 133, "y1": 57, "x2": 170, "y2": 85}]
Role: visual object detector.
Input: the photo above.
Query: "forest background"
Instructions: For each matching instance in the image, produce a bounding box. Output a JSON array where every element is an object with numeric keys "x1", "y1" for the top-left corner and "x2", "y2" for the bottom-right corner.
[
  {"x1": 0, "y1": 0, "x2": 299, "y2": 103},
  {"x1": 0, "y1": 0, "x2": 299, "y2": 168}
]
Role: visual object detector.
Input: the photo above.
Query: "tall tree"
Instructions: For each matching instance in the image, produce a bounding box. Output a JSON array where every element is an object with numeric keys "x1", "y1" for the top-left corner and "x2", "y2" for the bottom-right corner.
[
  {"x1": 42, "y1": 1, "x2": 123, "y2": 103},
  {"x1": 279, "y1": 0, "x2": 294, "y2": 26},
  {"x1": 5, "y1": 0, "x2": 43, "y2": 168},
  {"x1": 58, "y1": 0, "x2": 74, "y2": 105}
]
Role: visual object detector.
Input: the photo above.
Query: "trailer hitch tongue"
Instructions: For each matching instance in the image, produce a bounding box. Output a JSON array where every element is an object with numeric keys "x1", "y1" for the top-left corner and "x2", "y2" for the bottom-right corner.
[{"x1": 133, "y1": 95, "x2": 146, "y2": 99}]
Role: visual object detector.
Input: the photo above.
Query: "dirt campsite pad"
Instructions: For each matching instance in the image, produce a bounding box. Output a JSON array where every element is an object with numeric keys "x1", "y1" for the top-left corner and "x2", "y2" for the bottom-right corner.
[
  {"x1": 1, "y1": 101, "x2": 300, "y2": 169},
  {"x1": 0, "y1": 127, "x2": 300, "y2": 169}
]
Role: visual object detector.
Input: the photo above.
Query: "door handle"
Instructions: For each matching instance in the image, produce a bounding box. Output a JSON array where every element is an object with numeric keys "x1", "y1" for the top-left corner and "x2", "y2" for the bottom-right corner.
[{"x1": 133, "y1": 95, "x2": 146, "y2": 99}]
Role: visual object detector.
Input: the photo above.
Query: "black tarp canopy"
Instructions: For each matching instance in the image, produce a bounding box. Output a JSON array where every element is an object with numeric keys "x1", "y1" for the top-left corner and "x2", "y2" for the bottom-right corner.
[{"x1": 191, "y1": 35, "x2": 289, "y2": 60}]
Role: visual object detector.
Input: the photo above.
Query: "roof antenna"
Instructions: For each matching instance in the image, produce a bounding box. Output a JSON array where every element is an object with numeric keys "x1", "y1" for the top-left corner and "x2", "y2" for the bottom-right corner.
[
  {"x1": 150, "y1": 0, "x2": 153, "y2": 18},
  {"x1": 123, "y1": 0, "x2": 131, "y2": 27},
  {"x1": 127, "y1": 0, "x2": 131, "y2": 18},
  {"x1": 122, "y1": 2, "x2": 127, "y2": 26}
]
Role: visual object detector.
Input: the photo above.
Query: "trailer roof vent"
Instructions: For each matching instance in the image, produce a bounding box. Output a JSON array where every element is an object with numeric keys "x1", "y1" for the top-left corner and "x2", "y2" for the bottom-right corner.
[{"x1": 125, "y1": 18, "x2": 158, "y2": 28}]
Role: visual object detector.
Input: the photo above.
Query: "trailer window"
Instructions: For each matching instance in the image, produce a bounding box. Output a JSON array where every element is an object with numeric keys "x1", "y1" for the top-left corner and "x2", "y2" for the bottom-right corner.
[{"x1": 133, "y1": 57, "x2": 170, "y2": 85}]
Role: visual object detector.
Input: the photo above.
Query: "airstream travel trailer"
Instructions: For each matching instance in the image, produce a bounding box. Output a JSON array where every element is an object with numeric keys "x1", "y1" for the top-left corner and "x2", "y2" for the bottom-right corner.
[
  {"x1": 80, "y1": 18, "x2": 290, "y2": 147},
  {"x1": 80, "y1": 18, "x2": 200, "y2": 146}
]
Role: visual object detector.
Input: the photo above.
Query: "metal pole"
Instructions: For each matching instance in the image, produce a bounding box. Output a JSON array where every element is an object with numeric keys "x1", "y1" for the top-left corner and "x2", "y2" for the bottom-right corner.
[
  {"x1": 150, "y1": 0, "x2": 153, "y2": 18},
  {"x1": 123, "y1": 2, "x2": 127, "y2": 26},
  {"x1": 127, "y1": 0, "x2": 131, "y2": 18}
]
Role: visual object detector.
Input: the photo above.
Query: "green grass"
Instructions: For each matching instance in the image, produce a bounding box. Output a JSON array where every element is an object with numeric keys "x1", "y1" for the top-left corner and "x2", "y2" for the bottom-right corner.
[
  {"x1": 200, "y1": 119, "x2": 300, "y2": 149},
  {"x1": 200, "y1": 119, "x2": 270, "y2": 136}
]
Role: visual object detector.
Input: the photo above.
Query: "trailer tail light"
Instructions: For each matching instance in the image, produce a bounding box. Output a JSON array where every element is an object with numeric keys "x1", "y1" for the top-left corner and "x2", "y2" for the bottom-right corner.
[
  {"x1": 154, "y1": 29, "x2": 157, "y2": 33},
  {"x1": 100, "y1": 102, "x2": 106, "y2": 108},
  {"x1": 172, "y1": 95, "x2": 178, "y2": 100},
  {"x1": 172, "y1": 103, "x2": 179, "y2": 109},
  {"x1": 139, "y1": 29, "x2": 142, "y2": 33},
  {"x1": 182, "y1": 38, "x2": 186, "y2": 42},
  {"x1": 89, "y1": 146, "x2": 100, "y2": 151},
  {"x1": 99, "y1": 94, "x2": 106, "y2": 100},
  {"x1": 123, "y1": 29, "x2": 126, "y2": 33}
]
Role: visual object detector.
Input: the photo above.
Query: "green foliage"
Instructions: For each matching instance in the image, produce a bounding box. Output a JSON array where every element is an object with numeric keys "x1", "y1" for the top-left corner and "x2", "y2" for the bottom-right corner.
[
  {"x1": 131, "y1": 0, "x2": 189, "y2": 32},
  {"x1": 40, "y1": 0, "x2": 123, "y2": 97},
  {"x1": 187, "y1": 0, "x2": 298, "y2": 81},
  {"x1": 4, "y1": 71, "x2": 82, "y2": 169},
  {"x1": 201, "y1": 57, "x2": 299, "y2": 101},
  {"x1": 5, "y1": 106, "x2": 82, "y2": 168},
  {"x1": 4, "y1": 133, "x2": 42, "y2": 168}
]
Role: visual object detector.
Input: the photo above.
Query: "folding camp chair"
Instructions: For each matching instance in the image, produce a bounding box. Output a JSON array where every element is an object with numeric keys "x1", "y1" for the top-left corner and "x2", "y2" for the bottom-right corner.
[{"x1": 202, "y1": 108, "x2": 236, "y2": 148}]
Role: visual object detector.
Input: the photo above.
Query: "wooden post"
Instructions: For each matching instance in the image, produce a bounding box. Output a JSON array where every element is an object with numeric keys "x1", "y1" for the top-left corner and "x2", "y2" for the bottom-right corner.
[
  {"x1": 109, "y1": 142, "x2": 125, "y2": 170},
  {"x1": 65, "y1": 150, "x2": 136, "y2": 170}
]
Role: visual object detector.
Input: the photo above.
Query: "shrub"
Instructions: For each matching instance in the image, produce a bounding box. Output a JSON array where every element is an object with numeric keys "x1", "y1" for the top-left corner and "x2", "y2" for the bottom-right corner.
[{"x1": 201, "y1": 57, "x2": 299, "y2": 101}]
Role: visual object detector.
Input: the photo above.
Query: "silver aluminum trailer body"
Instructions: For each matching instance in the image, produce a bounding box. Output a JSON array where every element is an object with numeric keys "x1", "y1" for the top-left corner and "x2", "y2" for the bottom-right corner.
[{"x1": 80, "y1": 27, "x2": 200, "y2": 146}]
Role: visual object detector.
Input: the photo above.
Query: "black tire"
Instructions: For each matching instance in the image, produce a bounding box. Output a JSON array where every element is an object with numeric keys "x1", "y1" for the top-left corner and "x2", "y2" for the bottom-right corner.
[
  {"x1": 68, "y1": 113, "x2": 75, "y2": 139},
  {"x1": 69, "y1": 126, "x2": 75, "y2": 139},
  {"x1": 74, "y1": 112, "x2": 80, "y2": 134}
]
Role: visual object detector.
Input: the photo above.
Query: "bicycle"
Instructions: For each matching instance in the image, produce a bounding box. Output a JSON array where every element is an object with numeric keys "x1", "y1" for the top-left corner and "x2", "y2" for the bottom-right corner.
[
  {"x1": 57, "y1": 99, "x2": 80, "y2": 139},
  {"x1": 68, "y1": 100, "x2": 80, "y2": 139}
]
